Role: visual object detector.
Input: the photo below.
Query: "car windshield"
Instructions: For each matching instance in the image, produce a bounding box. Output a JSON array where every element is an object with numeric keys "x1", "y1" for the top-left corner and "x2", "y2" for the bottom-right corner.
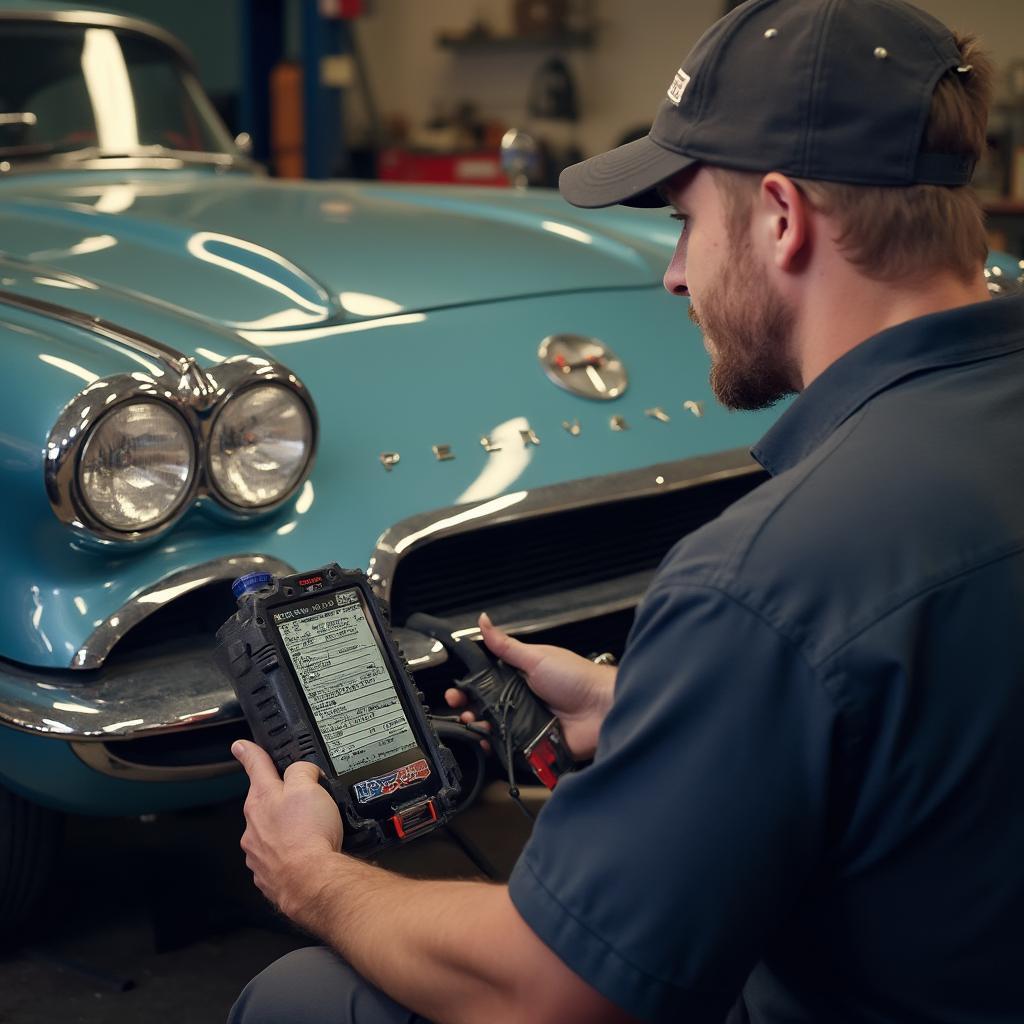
[{"x1": 0, "y1": 20, "x2": 237, "y2": 161}]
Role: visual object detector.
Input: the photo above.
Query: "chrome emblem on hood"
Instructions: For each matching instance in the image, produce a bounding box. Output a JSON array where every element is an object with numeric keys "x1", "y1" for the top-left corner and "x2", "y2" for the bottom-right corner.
[{"x1": 538, "y1": 335, "x2": 627, "y2": 400}]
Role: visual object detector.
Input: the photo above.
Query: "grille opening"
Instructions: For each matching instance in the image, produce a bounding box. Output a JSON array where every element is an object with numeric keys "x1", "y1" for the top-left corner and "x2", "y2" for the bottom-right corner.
[
  {"x1": 390, "y1": 471, "x2": 766, "y2": 624},
  {"x1": 105, "y1": 580, "x2": 236, "y2": 665}
]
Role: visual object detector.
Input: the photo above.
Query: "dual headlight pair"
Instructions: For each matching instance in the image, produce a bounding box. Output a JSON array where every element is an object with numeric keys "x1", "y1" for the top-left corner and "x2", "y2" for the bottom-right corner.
[{"x1": 47, "y1": 356, "x2": 317, "y2": 542}]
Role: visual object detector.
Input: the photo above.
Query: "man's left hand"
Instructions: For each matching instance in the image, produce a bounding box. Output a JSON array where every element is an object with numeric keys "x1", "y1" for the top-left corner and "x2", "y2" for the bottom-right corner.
[{"x1": 232, "y1": 740, "x2": 343, "y2": 921}]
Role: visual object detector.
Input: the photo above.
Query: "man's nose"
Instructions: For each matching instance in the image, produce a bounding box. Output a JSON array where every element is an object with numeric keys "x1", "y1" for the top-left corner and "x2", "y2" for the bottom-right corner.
[{"x1": 663, "y1": 248, "x2": 688, "y2": 296}]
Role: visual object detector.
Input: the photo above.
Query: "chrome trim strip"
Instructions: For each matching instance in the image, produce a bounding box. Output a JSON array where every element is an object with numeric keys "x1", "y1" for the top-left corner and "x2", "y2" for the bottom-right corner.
[
  {"x1": 369, "y1": 448, "x2": 763, "y2": 603},
  {"x1": 0, "y1": 151, "x2": 257, "y2": 177},
  {"x1": 70, "y1": 738, "x2": 240, "y2": 782},
  {"x1": 73, "y1": 554, "x2": 295, "y2": 669},
  {"x1": 0, "y1": 286, "x2": 196, "y2": 374}
]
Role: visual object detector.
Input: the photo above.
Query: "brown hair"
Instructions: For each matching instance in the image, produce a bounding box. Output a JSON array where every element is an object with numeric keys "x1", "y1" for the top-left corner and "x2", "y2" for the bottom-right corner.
[{"x1": 713, "y1": 33, "x2": 993, "y2": 284}]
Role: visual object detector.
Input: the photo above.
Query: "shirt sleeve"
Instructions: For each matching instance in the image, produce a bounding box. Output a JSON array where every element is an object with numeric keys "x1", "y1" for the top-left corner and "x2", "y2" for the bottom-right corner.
[{"x1": 508, "y1": 581, "x2": 838, "y2": 1022}]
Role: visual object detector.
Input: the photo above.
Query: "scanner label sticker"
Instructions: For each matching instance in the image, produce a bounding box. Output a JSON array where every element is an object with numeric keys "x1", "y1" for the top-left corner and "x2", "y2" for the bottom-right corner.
[{"x1": 353, "y1": 758, "x2": 432, "y2": 804}]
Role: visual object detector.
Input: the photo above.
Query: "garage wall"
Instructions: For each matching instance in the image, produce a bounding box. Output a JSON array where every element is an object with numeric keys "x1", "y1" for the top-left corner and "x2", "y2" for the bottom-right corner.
[
  {"x1": 352, "y1": 0, "x2": 1024, "y2": 157},
  {"x1": 915, "y1": 0, "x2": 1024, "y2": 70},
  {"x1": 351, "y1": 0, "x2": 722, "y2": 155},
  {"x1": 102, "y1": 0, "x2": 1024, "y2": 165}
]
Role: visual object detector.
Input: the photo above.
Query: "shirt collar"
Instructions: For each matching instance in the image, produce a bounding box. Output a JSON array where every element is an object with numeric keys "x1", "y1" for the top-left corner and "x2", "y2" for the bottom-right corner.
[{"x1": 751, "y1": 295, "x2": 1024, "y2": 477}]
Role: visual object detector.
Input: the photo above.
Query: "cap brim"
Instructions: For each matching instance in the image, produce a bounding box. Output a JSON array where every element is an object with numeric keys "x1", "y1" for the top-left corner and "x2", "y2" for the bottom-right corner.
[{"x1": 558, "y1": 136, "x2": 697, "y2": 209}]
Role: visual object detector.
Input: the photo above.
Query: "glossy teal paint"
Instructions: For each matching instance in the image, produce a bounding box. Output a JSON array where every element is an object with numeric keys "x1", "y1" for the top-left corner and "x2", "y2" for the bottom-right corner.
[
  {"x1": 0, "y1": 725, "x2": 245, "y2": 814},
  {"x1": 0, "y1": 171, "x2": 672, "y2": 331}
]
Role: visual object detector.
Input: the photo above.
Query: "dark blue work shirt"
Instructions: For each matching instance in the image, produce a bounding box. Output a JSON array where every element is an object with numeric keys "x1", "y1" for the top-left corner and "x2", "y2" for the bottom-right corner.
[{"x1": 508, "y1": 295, "x2": 1024, "y2": 1023}]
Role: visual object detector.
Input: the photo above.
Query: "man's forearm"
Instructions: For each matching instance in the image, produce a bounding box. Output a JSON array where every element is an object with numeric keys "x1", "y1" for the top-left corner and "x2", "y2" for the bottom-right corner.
[{"x1": 288, "y1": 853, "x2": 526, "y2": 1024}]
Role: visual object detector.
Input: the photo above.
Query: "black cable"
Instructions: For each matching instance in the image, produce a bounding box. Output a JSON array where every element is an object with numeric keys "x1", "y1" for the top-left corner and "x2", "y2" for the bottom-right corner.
[
  {"x1": 495, "y1": 675, "x2": 536, "y2": 822},
  {"x1": 430, "y1": 719, "x2": 487, "y2": 811},
  {"x1": 405, "y1": 613, "x2": 491, "y2": 674}
]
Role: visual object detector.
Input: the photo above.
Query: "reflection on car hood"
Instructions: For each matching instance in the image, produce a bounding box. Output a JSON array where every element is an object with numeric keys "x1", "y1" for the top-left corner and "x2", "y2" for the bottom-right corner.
[{"x1": 0, "y1": 170, "x2": 677, "y2": 332}]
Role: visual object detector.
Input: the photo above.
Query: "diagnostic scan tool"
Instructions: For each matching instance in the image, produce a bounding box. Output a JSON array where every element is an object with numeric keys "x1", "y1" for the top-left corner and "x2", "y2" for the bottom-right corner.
[{"x1": 216, "y1": 565, "x2": 461, "y2": 856}]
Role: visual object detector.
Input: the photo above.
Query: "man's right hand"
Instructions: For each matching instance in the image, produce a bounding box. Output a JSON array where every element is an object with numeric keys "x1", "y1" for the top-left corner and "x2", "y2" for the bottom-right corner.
[{"x1": 443, "y1": 613, "x2": 616, "y2": 762}]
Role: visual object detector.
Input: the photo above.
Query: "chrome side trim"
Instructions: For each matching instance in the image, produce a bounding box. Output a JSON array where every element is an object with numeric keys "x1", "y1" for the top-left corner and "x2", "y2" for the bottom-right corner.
[
  {"x1": 369, "y1": 448, "x2": 763, "y2": 603},
  {"x1": 0, "y1": 286, "x2": 197, "y2": 375},
  {"x1": 0, "y1": 154, "x2": 255, "y2": 176},
  {"x1": 70, "y1": 738, "x2": 240, "y2": 782},
  {"x1": 73, "y1": 554, "x2": 295, "y2": 669}
]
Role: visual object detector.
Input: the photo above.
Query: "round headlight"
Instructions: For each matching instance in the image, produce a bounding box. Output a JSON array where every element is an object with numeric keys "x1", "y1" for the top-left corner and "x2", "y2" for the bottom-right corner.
[
  {"x1": 208, "y1": 385, "x2": 312, "y2": 508},
  {"x1": 79, "y1": 401, "x2": 195, "y2": 532}
]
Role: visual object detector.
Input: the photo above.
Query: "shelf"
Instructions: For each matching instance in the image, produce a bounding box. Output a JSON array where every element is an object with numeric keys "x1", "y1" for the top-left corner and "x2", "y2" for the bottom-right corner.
[
  {"x1": 983, "y1": 199, "x2": 1024, "y2": 215},
  {"x1": 437, "y1": 31, "x2": 594, "y2": 54}
]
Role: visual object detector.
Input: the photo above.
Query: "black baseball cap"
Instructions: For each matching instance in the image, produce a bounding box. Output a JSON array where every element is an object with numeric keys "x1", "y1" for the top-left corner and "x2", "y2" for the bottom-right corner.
[{"x1": 560, "y1": 0, "x2": 976, "y2": 209}]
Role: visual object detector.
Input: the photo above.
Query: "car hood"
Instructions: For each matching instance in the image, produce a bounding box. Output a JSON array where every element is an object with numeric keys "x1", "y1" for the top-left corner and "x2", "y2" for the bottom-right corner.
[{"x1": 0, "y1": 169, "x2": 676, "y2": 332}]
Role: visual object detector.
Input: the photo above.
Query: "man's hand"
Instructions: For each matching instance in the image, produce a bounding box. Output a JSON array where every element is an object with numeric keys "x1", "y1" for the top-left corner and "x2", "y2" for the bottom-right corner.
[
  {"x1": 232, "y1": 740, "x2": 343, "y2": 923},
  {"x1": 445, "y1": 613, "x2": 616, "y2": 761}
]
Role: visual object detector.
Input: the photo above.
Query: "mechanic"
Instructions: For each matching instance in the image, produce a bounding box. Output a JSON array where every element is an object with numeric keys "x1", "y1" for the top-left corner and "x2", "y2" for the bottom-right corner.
[{"x1": 228, "y1": 0, "x2": 1024, "y2": 1021}]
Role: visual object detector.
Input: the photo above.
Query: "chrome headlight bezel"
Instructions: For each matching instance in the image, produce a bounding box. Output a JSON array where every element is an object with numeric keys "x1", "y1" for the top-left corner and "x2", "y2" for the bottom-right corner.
[
  {"x1": 206, "y1": 383, "x2": 315, "y2": 513},
  {"x1": 77, "y1": 398, "x2": 198, "y2": 534},
  {"x1": 45, "y1": 355, "x2": 317, "y2": 545},
  {"x1": 201, "y1": 359, "x2": 318, "y2": 518}
]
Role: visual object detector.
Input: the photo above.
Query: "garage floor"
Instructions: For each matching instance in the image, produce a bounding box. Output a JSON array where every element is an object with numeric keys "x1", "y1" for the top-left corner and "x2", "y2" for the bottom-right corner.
[{"x1": 0, "y1": 786, "x2": 538, "y2": 1023}]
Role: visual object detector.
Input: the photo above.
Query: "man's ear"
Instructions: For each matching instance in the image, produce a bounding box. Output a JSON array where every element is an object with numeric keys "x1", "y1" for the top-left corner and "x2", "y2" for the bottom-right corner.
[{"x1": 758, "y1": 173, "x2": 810, "y2": 273}]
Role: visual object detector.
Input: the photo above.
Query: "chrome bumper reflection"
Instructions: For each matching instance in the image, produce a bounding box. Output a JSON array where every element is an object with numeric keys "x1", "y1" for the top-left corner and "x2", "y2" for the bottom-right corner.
[
  {"x1": 0, "y1": 641, "x2": 238, "y2": 739},
  {"x1": 0, "y1": 628, "x2": 448, "y2": 741}
]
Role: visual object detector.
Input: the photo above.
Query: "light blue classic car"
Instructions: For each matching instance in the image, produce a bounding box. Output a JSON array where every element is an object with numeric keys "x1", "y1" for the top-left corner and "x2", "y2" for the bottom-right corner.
[{"x1": 0, "y1": 2, "x2": 1019, "y2": 935}]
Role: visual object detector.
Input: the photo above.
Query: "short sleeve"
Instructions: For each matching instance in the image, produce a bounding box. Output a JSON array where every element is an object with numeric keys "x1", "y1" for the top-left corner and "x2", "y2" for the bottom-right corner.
[{"x1": 508, "y1": 582, "x2": 838, "y2": 1022}]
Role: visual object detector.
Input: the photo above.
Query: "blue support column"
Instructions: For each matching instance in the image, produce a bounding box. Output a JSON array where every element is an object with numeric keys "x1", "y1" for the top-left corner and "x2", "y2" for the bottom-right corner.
[
  {"x1": 241, "y1": 0, "x2": 351, "y2": 178},
  {"x1": 240, "y1": 0, "x2": 286, "y2": 165},
  {"x1": 301, "y1": 0, "x2": 349, "y2": 179}
]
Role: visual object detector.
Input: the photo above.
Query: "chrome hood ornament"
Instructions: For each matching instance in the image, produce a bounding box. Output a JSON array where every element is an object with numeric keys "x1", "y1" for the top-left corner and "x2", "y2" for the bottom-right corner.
[{"x1": 538, "y1": 335, "x2": 628, "y2": 400}]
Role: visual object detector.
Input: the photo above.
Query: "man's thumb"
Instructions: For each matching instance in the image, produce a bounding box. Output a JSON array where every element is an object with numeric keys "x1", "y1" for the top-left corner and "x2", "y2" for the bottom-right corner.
[{"x1": 479, "y1": 612, "x2": 541, "y2": 672}]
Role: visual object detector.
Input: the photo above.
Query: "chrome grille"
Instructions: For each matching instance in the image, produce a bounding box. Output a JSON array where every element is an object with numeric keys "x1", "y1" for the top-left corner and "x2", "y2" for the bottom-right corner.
[{"x1": 388, "y1": 461, "x2": 766, "y2": 624}]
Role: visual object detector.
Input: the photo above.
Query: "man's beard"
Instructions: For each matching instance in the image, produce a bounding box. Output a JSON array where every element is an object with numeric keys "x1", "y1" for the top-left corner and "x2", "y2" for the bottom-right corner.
[{"x1": 688, "y1": 247, "x2": 800, "y2": 411}]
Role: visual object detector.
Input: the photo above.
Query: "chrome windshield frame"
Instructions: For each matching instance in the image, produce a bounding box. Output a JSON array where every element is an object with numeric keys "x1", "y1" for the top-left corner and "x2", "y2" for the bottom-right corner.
[{"x1": 0, "y1": 9, "x2": 252, "y2": 171}]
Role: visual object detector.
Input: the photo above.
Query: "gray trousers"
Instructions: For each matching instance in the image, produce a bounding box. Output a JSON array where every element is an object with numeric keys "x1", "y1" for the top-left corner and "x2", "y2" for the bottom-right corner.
[
  {"x1": 229, "y1": 945, "x2": 752, "y2": 1023},
  {"x1": 228, "y1": 946, "x2": 432, "y2": 1024}
]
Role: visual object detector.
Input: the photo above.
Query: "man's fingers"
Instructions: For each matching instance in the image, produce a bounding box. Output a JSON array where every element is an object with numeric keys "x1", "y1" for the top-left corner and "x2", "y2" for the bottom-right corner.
[
  {"x1": 479, "y1": 612, "x2": 544, "y2": 672},
  {"x1": 444, "y1": 687, "x2": 469, "y2": 709},
  {"x1": 232, "y1": 740, "x2": 281, "y2": 794},
  {"x1": 283, "y1": 759, "x2": 323, "y2": 788}
]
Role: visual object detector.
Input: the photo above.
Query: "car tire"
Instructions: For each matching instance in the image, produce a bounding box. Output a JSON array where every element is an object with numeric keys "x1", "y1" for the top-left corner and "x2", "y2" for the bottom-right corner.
[{"x1": 0, "y1": 785, "x2": 62, "y2": 943}]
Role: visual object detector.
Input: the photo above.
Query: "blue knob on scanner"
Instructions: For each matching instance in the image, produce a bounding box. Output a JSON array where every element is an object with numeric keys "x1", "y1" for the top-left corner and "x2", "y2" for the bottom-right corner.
[{"x1": 232, "y1": 571, "x2": 274, "y2": 600}]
